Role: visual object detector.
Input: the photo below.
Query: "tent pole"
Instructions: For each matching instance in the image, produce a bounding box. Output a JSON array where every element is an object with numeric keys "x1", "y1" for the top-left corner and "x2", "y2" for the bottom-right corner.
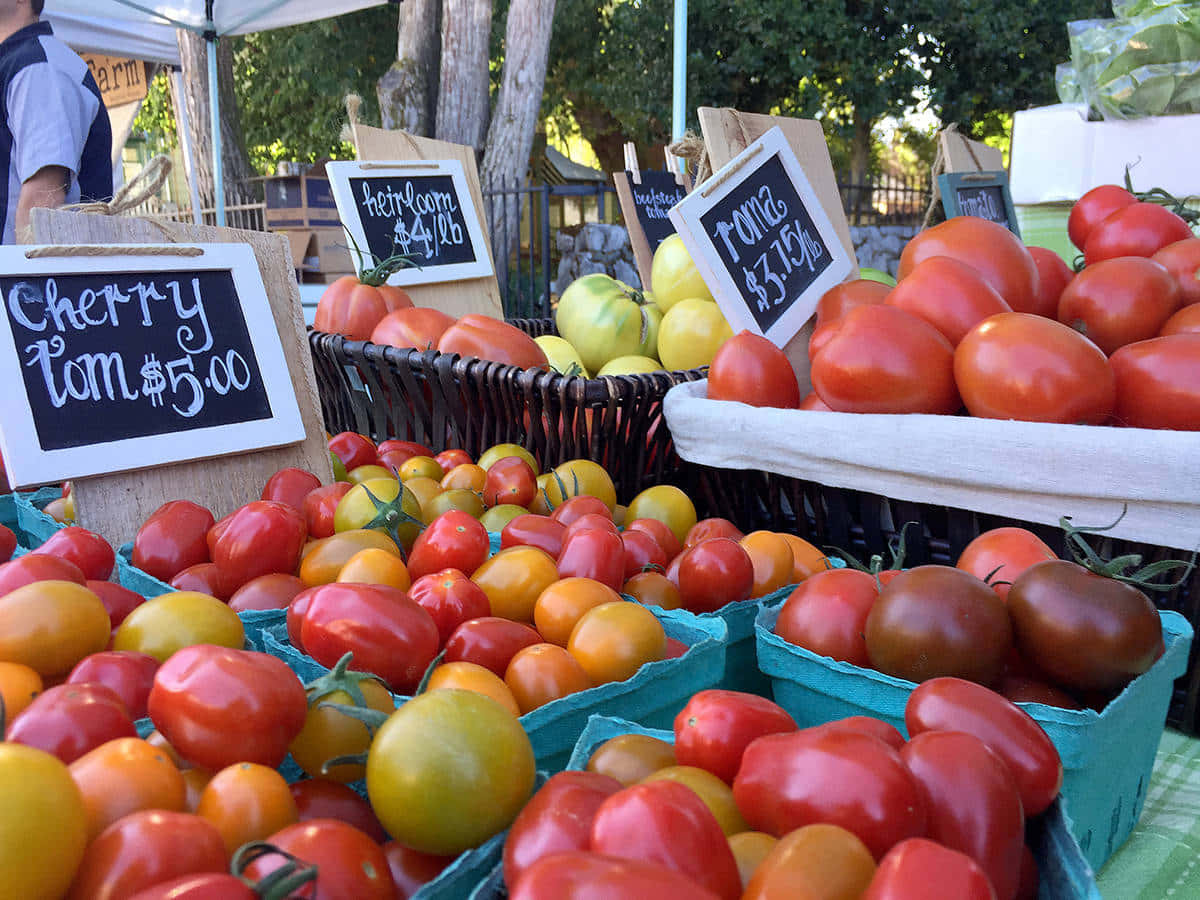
[
  {"x1": 207, "y1": 31, "x2": 225, "y2": 227},
  {"x1": 171, "y1": 68, "x2": 204, "y2": 225},
  {"x1": 672, "y1": 0, "x2": 686, "y2": 141}
]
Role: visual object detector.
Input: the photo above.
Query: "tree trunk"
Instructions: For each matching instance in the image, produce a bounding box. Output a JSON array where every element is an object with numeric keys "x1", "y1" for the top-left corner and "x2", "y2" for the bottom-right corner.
[
  {"x1": 172, "y1": 30, "x2": 256, "y2": 210},
  {"x1": 847, "y1": 108, "x2": 873, "y2": 223},
  {"x1": 480, "y1": 0, "x2": 557, "y2": 312},
  {"x1": 435, "y1": 0, "x2": 493, "y2": 152},
  {"x1": 377, "y1": 0, "x2": 442, "y2": 134}
]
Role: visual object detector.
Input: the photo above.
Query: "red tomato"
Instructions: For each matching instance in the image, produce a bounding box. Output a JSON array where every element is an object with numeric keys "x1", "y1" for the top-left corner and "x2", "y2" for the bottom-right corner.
[
  {"x1": 550, "y1": 495, "x2": 613, "y2": 527},
  {"x1": 676, "y1": 538, "x2": 755, "y2": 613},
  {"x1": 626, "y1": 518, "x2": 683, "y2": 561},
  {"x1": 261, "y1": 467, "x2": 323, "y2": 512},
  {"x1": 169, "y1": 562, "x2": 234, "y2": 601},
  {"x1": 327, "y1": 431, "x2": 379, "y2": 472},
  {"x1": 1152, "y1": 237, "x2": 1200, "y2": 307},
  {"x1": 408, "y1": 568, "x2": 492, "y2": 646},
  {"x1": 245, "y1": 819, "x2": 396, "y2": 900},
  {"x1": 1084, "y1": 201, "x2": 1193, "y2": 265},
  {"x1": 382, "y1": 842, "x2": 453, "y2": 900},
  {"x1": 707, "y1": 331, "x2": 801, "y2": 408},
  {"x1": 370, "y1": 306, "x2": 456, "y2": 350},
  {"x1": 229, "y1": 572, "x2": 307, "y2": 613},
  {"x1": 0, "y1": 552, "x2": 86, "y2": 594},
  {"x1": 67, "y1": 651, "x2": 159, "y2": 720},
  {"x1": 289, "y1": 778, "x2": 388, "y2": 843},
  {"x1": 377, "y1": 440, "x2": 436, "y2": 476},
  {"x1": 812, "y1": 305, "x2": 960, "y2": 414},
  {"x1": 210, "y1": 501, "x2": 307, "y2": 591},
  {"x1": 557, "y1": 528, "x2": 626, "y2": 591},
  {"x1": 36, "y1": 526, "x2": 114, "y2": 581},
  {"x1": 900, "y1": 731, "x2": 1025, "y2": 900},
  {"x1": 1111, "y1": 333, "x2": 1200, "y2": 430},
  {"x1": 436, "y1": 448, "x2": 473, "y2": 472},
  {"x1": 287, "y1": 587, "x2": 315, "y2": 648},
  {"x1": 1068, "y1": 184, "x2": 1137, "y2": 251},
  {"x1": 684, "y1": 518, "x2": 744, "y2": 549},
  {"x1": 806, "y1": 717, "x2": 906, "y2": 752},
  {"x1": 886, "y1": 256, "x2": 1011, "y2": 346},
  {"x1": 591, "y1": 779, "x2": 743, "y2": 900},
  {"x1": 621, "y1": 529, "x2": 669, "y2": 580},
  {"x1": 437, "y1": 314, "x2": 550, "y2": 370},
  {"x1": 1161, "y1": 302, "x2": 1200, "y2": 336},
  {"x1": 899, "y1": 217, "x2": 1039, "y2": 314},
  {"x1": 799, "y1": 391, "x2": 833, "y2": 411},
  {"x1": 0, "y1": 523, "x2": 14, "y2": 563},
  {"x1": 67, "y1": 810, "x2": 228, "y2": 900},
  {"x1": 954, "y1": 313, "x2": 1115, "y2": 424},
  {"x1": 811, "y1": 279, "x2": 892, "y2": 357},
  {"x1": 956, "y1": 527, "x2": 1057, "y2": 601},
  {"x1": 148, "y1": 645, "x2": 308, "y2": 771},
  {"x1": 563, "y1": 513, "x2": 620, "y2": 539},
  {"x1": 673, "y1": 689, "x2": 797, "y2": 783},
  {"x1": 483, "y1": 456, "x2": 538, "y2": 508},
  {"x1": 314, "y1": 276, "x2": 413, "y2": 341},
  {"x1": 1027, "y1": 247, "x2": 1075, "y2": 320},
  {"x1": 6, "y1": 682, "x2": 136, "y2": 763},
  {"x1": 664, "y1": 637, "x2": 689, "y2": 658},
  {"x1": 299, "y1": 583, "x2": 439, "y2": 693},
  {"x1": 86, "y1": 579, "x2": 145, "y2": 630},
  {"x1": 1057, "y1": 256, "x2": 1180, "y2": 355},
  {"x1": 862, "y1": 837, "x2": 998, "y2": 900},
  {"x1": 132, "y1": 500, "x2": 215, "y2": 583},
  {"x1": 503, "y1": 771, "x2": 624, "y2": 887},
  {"x1": 126, "y1": 873, "x2": 259, "y2": 900},
  {"x1": 774, "y1": 568, "x2": 879, "y2": 667},
  {"x1": 509, "y1": 851, "x2": 722, "y2": 900},
  {"x1": 443, "y1": 616, "x2": 543, "y2": 677},
  {"x1": 302, "y1": 482, "x2": 354, "y2": 539},
  {"x1": 733, "y1": 728, "x2": 926, "y2": 860},
  {"x1": 501, "y1": 514, "x2": 567, "y2": 559},
  {"x1": 906, "y1": 676, "x2": 1063, "y2": 817},
  {"x1": 407, "y1": 510, "x2": 490, "y2": 580}
]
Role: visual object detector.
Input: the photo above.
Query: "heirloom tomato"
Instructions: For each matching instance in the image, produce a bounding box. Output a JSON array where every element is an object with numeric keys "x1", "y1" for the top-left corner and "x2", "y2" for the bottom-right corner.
[
  {"x1": 676, "y1": 538, "x2": 754, "y2": 612},
  {"x1": 511, "y1": 851, "x2": 721, "y2": 900},
  {"x1": 956, "y1": 527, "x2": 1057, "y2": 600},
  {"x1": 113, "y1": 591, "x2": 243, "y2": 662},
  {"x1": 504, "y1": 642, "x2": 593, "y2": 712},
  {"x1": 556, "y1": 273, "x2": 659, "y2": 373},
  {"x1": 68, "y1": 736, "x2": 185, "y2": 841},
  {"x1": 673, "y1": 689, "x2": 797, "y2": 784},
  {"x1": 1057, "y1": 256, "x2": 1180, "y2": 354},
  {"x1": 210, "y1": 500, "x2": 307, "y2": 589},
  {"x1": 444, "y1": 616, "x2": 542, "y2": 676},
  {"x1": 1111, "y1": 333, "x2": 1200, "y2": 429},
  {"x1": 863, "y1": 837, "x2": 997, "y2": 900},
  {"x1": 587, "y1": 731, "x2": 677, "y2": 784},
  {"x1": 195, "y1": 762, "x2": 299, "y2": 855},
  {"x1": 1083, "y1": 201, "x2": 1193, "y2": 264},
  {"x1": 743, "y1": 823, "x2": 877, "y2": 900},
  {"x1": 471, "y1": 545, "x2": 560, "y2": 622},
  {"x1": 314, "y1": 274, "x2": 413, "y2": 341},
  {"x1": 1068, "y1": 184, "x2": 1136, "y2": 250},
  {"x1": 775, "y1": 568, "x2": 879, "y2": 667},
  {"x1": 567, "y1": 600, "x2": 666, "y2": 684},
  {"x1": 886, "y1": 256, "x2": 1011, "y2": 346},
  {"x1": 370, "y1": 305, "x2": 456, "y2": 350},
  {"x1": 651, "y1": 233, "x2": 715, "y2": 312},
  {"x1": 1152, "y1": 236, "x2": 1200, "y2": 307},
  {"x1": 67, "y1": 651, "x2": 158, "y2": 720},
  {"x1": 707, "y1": 331, "x2": 801, "y2": 408},
  {"x1": 36, "y1": 526, "x2": 114, "y2": 581},
  {"x1": 131, "y1": 500, "x2": 214, "y2": 584},
  {"x1": 407, "y1": 510, "x2": 489, "y2": 579},
  {"x1": 437, "y1": 314, "x2": 549, "y2": 370},
  {"x1": 289, "y1": 778, "x2": 387, "y2": 842},
  {"x1": 6, "y1": 682, "x2": 136, "y2": 763},
  {"x1": 658, "y1": 298, "x2": 733, "y2": 371},
  {"x1": 1027, "y1": 246, "x2": 1075, "y2": 319}
]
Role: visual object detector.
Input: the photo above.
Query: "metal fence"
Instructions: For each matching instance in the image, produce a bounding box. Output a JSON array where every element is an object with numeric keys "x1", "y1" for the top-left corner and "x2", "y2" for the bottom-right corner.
[{"x1": 839, "y1": 175, "x2": 931, "y2": 228}]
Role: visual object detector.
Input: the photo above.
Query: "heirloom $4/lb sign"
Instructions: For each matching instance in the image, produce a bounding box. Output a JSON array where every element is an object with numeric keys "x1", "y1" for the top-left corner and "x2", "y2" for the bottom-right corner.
[
  {"x1": 327, "y1": 160, "x2": 494, "y2": 288},
  {"x1": 0, "y1": 244, "x2": 305, "y2": 488},
  {"x1": 668, "y1": 126, "x2": 853, "y2": 346}
]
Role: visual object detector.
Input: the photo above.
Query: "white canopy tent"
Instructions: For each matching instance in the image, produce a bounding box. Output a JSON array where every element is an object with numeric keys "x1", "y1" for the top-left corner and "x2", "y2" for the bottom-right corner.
[{"x1": 47, "y1": 1, "x2": 391, "y2": 224}]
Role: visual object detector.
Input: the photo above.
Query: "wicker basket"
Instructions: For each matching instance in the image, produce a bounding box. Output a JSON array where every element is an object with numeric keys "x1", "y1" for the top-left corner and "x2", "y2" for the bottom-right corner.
[{"x1": 307, "y1": 320, "x2": 707, "y2": 503}]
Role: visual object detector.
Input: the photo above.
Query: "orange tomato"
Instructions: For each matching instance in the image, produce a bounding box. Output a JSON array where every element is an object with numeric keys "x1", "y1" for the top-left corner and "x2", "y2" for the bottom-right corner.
[
  {"x1": 195, "y1": 762, "x2": 299, "y2": 856},
  {"x1": 642, "y1": 765, "x2": 748, "y2": 835},
  {"x1": 729, "y1": 832, "x2": 778, "y2": 889},
  {"x1": 567, "y1": 601, "x2": 666, "y2": 684},
  {"x1": 470, "y1": 546, "x2": 559, "y2": 623},
  {"x1": 399, "y1": 456, "x2": 445, "y2": 482},
  {"x1": 743, "y1": 824, "x2": 876, "y2": 900},
  {"x1": 425, "y1": 661, "x2": 521, "y2": 717},
  {"x1": 288, "y1": 674, "x2": 395, "y2": 783},
  {"x1": 69, "y1": 737, "x2": 187, "y2": 841},
  {"x1": 622, "y1": 572, "x2": 682, "y2": 610},
  {"x1": 780, "y1": 533, "x2": 832, "y2": 583},
  {"x1": 441, "y1": 464, "x2": 487, "y2": 493},
  {"x1": 504, "y1": 643, "x2": 593, "y2": 713},
  {"x1": 586, "y1": 732, "x2": 676, "y2": 785},
  {"x1": 336, "y1": 547, "x2": 411, "y2": 591},
  {"x1": 533, "y1": 578, "x2": 622, "y2": 647},
  {"x1": 0, "y1": 581, "x2": 110, "y2": 678},
  {"x1": 0, "y1": 660, "x2": 43, "y2": 718},
  {"x1": 740, "y1": 531, "x2": 796, "y2": 598},
  {"x1": 298, "y1": 530, "x2": 401, "y2": 586}
]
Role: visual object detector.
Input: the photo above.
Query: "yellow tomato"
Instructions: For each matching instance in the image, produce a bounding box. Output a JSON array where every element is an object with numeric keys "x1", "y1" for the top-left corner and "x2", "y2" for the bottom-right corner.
[
  {"x1": 113, "y1": 592, "x2": 244, "y2": 663},
  {"x1": 477, "y1": 443, "x2": 540, "y2": 475},
  {"x1": 422, "y1": 488, "x2": 486, "y2": 523},
  {"x1": 535, "y1": 335, "x2": 590, "y2": 378},
  {"x1": 402, "y1": 476, "x2": 444, "y2": 514},
  {"x1": 597, "y1": 355, "x2": 662, "y2": 375},
  {"x1": 333, "y1": 477, "x2": 423, "y2": 552},
  {"x1": 729, "y1": 832, "x2": 778, "y2": 889},
  {"x1": 479, "y1": 504, "x2": 528, "y2": 532},
  {"x1": 651, "y1": 234, "x2": 714, "y2": 312},
  {"x1": 398, "y1": 455, "x2": 445, "y2": 482},
  {"x1": 625, "y1": 484, "x2": 698, "y2": 545},
  {"x1": 642, "y1": 765, "x2": 748, "y2": 835},
  {"x1": 0, "y1": 581, "x2": 109, "y2": 678},
  {"x1": 542, "y1": 459, "x2": 618, "y2": 511},
  {"x1": 346, "y1": 464, "x2": 394, "y2": 485},
  {"x1": 658, "y1": 297, "x2": 733, "y2": 371},
  {"x1": 470, "y1": 546, "x2": 559, "y2": 623}
]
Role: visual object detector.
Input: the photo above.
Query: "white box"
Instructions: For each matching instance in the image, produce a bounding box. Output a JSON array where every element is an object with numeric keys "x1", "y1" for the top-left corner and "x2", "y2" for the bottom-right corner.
[{"x1": 1010, "y1": 103, "x2": 1200, "y2": 204}]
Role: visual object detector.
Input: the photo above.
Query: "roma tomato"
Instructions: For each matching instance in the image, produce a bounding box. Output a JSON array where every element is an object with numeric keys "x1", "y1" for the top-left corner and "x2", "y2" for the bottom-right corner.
[
  {"x1": 438, "y1": 314, "x2": 549, "y2": 370},
  {"x1": 472, "y1": 545, "x2": 560, "y2": 622},
  {"x1": 865, "y1": 565, "x2": 1012, "y2": 686},
  {"x1": 732, "y1": 728, "x2": 926, "y2": 860},
  {"x1": 707, "y1": 331, "x2": 800, "y2": 408},
  {"x1": 557, "y1": 528, "x2": 626, "y2": 590},
  {"x1": 503, "y1": 771, "x2": 624, "y2": 887},
  {"x1": 956, "y1": 527, "x2": 1057, "y2": 600},
  {"x1": 229, "y1": 572, "x2": 307, "y2": 613},
  {"x1": 409, "y1": 568, "x2": 491, "y2": 647},
  {"x1": 807, "y1": 717, "x2": 906, "y2": 752},
  {"x1": 1027, "y1": 246, "x2": 1075, "y2": 320},
  {"x1": 886, "y1": 256, "x2": 1011, "y2": 346},
  {"x1": 504, "y1": 642, "x2": 593, "y2": 712},
  {"x1": 743, "y1": 823, "x2": 877, "y2": 900},
  {"x1": 131, "y1": 500, "x2": 215, "y2": 583},
  {"x1": 591, "y1": 779, "x2": 743, "y2": 900},
  {"x1": 7, "y1": 682, "x2": 136, "y2": 763},
  {"x1": 371, "y1": 305, "x2": 456, "y2": 350},
  {"x1": 1111, "y1": 333, "x2": 1200, "y2": 430},
  {"x1": 314, "y1": 274, "x2": 413, "y2": 341},
  {"x1": 501, "y1": 514, "x2": 567, "y2": 559},
  {"x1": 774, "y1": 568, "x2": 879, "y2": 667},
  {"x1": 0, "y1": 580, "x2": 109, "y2": 678},
  {"x1": 1057, "y1": 256, "x2": 1180, "y2": 354},
  {"x1": 1152, "y1": 237, "x2": 1200, "y2": 307},
  {"x1": 68, "y1": 736, "x2": 186, "y2": 842},
  {"x1": 810, "y1": 279, "x2": 891, "y2": 358},
  {"x1": 1161, "y1": 301, "x2": 1200, "y2": 336},
  {"x1": 407, "y1": 510, "x2": 490, "y2": 580},
  {"x1": 955, "y1": 313, "x2": 1115, "y2": 424},
  {"x1": 289, "y1": 778, "x2": 388, "y2": 842},
  {"x1": 510, "y1": 851, "x2": 721, "y2": 900},
  {"x1": 1068, "y1": 184, "x2": 1136, "y2": 251},
  {"x1": 86, "y1": 580, "x2": 145, "y2": 630},
  {"x1": 170, "y1": 562, "x2": 234, "y2": 601},
  {"x1": 148, "y1": 645, "x2": 308, "y2": 771},
  {"x1": 444, "y1": 616, "x2": 542, "y2": 676},
  {"x1": 676, "y1": 538, "x2": 755, "y2": 613},
  {"x1": 811, "y1": 305, "x2": 960, "y2": 414},
  {"x1": 67, "y1": 651, "x2": 159, "y2": 720},
  {"x1": 900, "y1": 731, "x2": 1025, "y2": 900},
  {"x1": 245, "y1": 818, "x2": 396, "y2": 900},
  {"x1": 36, "y1": 527, "x2": 114, "y2": 581},
  {"x1": 626, "y1": 516, "x2": 684, "y2": 561},
  {"x1": 261, "y1": 467, "x2": 322, "y2": 512},
  {"x1": 210, "y1": 500, "x2": 307, "y2": 590},
  {"x1": 862, "y1": 837, "x2": 997, "y2": 900},
  {"x1": 673, "y1": 689, "x2": 797, "y2": 784},
  {"x1": 1084, "y1": 201, "x2": 1193, "y2": 265},
  {"x1": 906, "y1": 677, "x2": 1063, "y2": 817},
  {"x1": 0, "y1": 660, "x2": 41, "y2": 719},
  {"x1": 303, "y1": 482, "x2": 354, "y2": 538}
]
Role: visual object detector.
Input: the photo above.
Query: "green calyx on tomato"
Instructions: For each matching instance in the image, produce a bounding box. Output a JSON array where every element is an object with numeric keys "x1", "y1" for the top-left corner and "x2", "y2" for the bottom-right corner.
[
  {"x1": 359, "y1": 484, "x2": 425, "y2": 556},
  {"x1": 344, "y1": 228, "x2": 422, "y2": 286},
  {"x1": 230, "y1": 842, "x2": 319, "y2": 900},
  {"x1": 305, "y1": 652, "x2": 388, "y2": 713},
  {"x1": 1060, "y1": 508, "x2": 1194, "y2": 589}
]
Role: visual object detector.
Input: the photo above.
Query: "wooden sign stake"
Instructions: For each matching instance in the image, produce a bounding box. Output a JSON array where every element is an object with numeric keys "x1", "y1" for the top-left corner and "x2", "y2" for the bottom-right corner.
[
  {"x1": 613, "y1": 143, "x2": 692, "y2": 290},
  {"x1": 624, "y1": 143, "x2": 641, "y2": 185},
  {"x1": 24, "y1": 207, "x2": 333, "y2": 548}
]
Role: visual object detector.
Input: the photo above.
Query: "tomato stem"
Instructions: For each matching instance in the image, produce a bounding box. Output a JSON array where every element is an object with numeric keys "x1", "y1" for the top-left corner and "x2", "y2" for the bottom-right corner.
[
  {"x1": 231, "y1": 841, "x2": 319, "y2": 899},
  {"x1": 415, "y1": 648, "x2": 447, "y2": 695},
  {"x1": 343, "y1": 228, "x2": 422, "y2": 286},
  {"x1": 1059, "y1": 509, "x2": 1196, "y2": 591},
  {"x1": 318, "y1": 701, "x2": 390, "y2": 731},
  {"x1": 359, "y1": 484, "x2": 425, "y2": 558},
  {"x1": 304, "y1": 651, "x2": 388, "y2": 710}
]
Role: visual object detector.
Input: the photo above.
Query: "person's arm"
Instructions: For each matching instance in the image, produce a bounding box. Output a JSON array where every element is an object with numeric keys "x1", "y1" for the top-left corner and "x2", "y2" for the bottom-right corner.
[{"x1": 15, "y1": 165, "x2": 69, "y2": 240}]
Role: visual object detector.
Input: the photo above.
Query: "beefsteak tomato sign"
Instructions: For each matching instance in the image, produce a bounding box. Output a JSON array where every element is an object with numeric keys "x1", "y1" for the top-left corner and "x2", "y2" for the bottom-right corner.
[
  {"x1": 0, "y1": 243, "x2": 304, "y2": 487},
  {"x1": 327, "y1": 160, "x2": 494, "y2": 287},
  {"x1": 668, "y1": 126, "x2": 853, "y2": 346},
  {"x1": 626, "y1": 170, "x2": 689, "y2": 254}
]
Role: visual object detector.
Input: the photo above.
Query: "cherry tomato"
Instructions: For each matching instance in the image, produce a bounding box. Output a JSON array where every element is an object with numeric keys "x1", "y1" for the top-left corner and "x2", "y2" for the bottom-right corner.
[
  {"x1": 623, "y1": 571, "x2": 682, "y2": 609},
  {"x1": 1026, "y1": 247, "x2": 1075, "y2": 319},
  {"x1": 509, "y1": 851, "x2": 722, "y2": 899},
  {"x1": 1111, "y1": 333, "x2": 1200, "y2": 430},
  {"x1": 886, "y1": 256, "x2": 1011, "y2": 346},
  {"x1": 626, "y1": 516, "x2": 683, "y2": 560},
  {"x1": 1068, "y1": 184, "x2": 1136, "y2": 251},
  {"x1": 113, "y1": 591, "x2": 244, "y2": 663},
  {"x1": 289, "y1": 778, "x2": 388, "y2": 842},
  {"x1": 674, "y1": 689, "x2": 797, "y2": 784},
  {"x1": 0, "y1": 580, "x2": 109, "y2": 678},
  {"x1": 443, "y1": 616, "x2": 542, "y2": 676},
  {"x1": 743, "y1": 823, "x2": 877, "y2": 900},
  {"x1": 676, "y1": 538, "x2": 755, "y2": 613},
  {"x1": 708, "y1": 331, "x2": 801, "y2": 408},
  {"x1": 739, "y1": 531, "x2": 796, "y2": 598},
  {"x1": 7, "y1": 682, "x2": 136, "y2": 763},
  {"x1": 436, "y1": 448, "x2": 473, "y2": 472},
  {"x1": 407, "y1": 510, "x2": 490, "y2": 580},
  {"x1": 302, "y1": 482, "x2": 354, "y2": 539},
  {"x1": 85, "y1": 580, "x2": 145, "y2": 631},
  {"x1": 955, "y1": 313, "x2": 1115, "y2": 424},
  {"x1": 587, "y1": 732, "x2": 677, "y2": 785},
  {"x1": 229, "y1": 572, "x2": 306, "y2": 613},
  {"x1": 68, "y1": 736, "x2": 186, "y2": 842},
  {"x1": 568, "y1": 600, "x2": 666, "y2": 684},
  {"x1": 483, "y1": 456, "x2": 538, "y2": 508},
  {"x1": 36, "y1": 526, "x2": 114, "y2": 581},
  {"x1": 504, "y1": 642, "x2": 593, "y2": 712},
  {"x1": 408, "y1": 568, "x2": 491, "y2": 646},
  {"x1": 125, "y1": 873, "x2": 259, "y2": 900},
  {"x1": 0, "y1": 553, "x2": 86, "y2": 595},
  {"x1": 501, "y1": 513, "x2": 567, "y2": 559},
  {"x1": 563, "y1": 513, "x2": 620, "y2": 539},
  {"x1": 862, "y1": 837, "x2": 997, "y2": 900},
  {"x1": 557, "y1": 528, "x2": 626, "y2": 591},
  {"x1": 196, "y1": 762, "x2": 299, "y2": 855},
  {"x1": 327, "y1": 431, "x2": 379, "y2": 472},
  {"x1": 956, "y1": 527, "x2": 1057, "y2": 600},
  {"x1": 1057, "y1": 256, "x2": 1181, "y2": 354},
  {"x1": 0, "y1": 659, "x2": 42, "y2": 719},
  {"x1": 66, "y1": 651, "x2": 158, "y2": 720},
  {"x1": 1084, "y1": 201, "x2": 1193, "y2": 265},
  {"x1": 620, "y1": 529, "x2": 669, "y2": 580},
  {"x1": 131, "y1": 500, "x2": 215, "y2": 584},
  {"x1": 210, "y1": 500, "x2": 307, "y2": 592},
  {"x1": 472, "y1": 545, "x2": 560, "y2": 623},
  {"x1": 383, "y1": 842, "x2": 454, "y2": 900},
  {"x1": 299, "y1": 529, "x2": 401, "y2": 587},
  {"x1": 685, "y1": 517, "x2": 744, "y2": 548},
  {"x1": 245, "y1": 818, "x2": 396, "y2": 900},
  {"x1": 550, "y1": 495, "x2": 613, "y2": 528},
  {"x1": 533, "y1": 577, "x2": 622, "y2": 647},
  {"x1": 170, "y1": 562, "x2": 234, "y2": 601},
  {"x1": 261, "y1": 467, "x2": 323, "y2": 512},
  {"x1": 1152, "y1": 237, "x2": 1200, "y2": 307},
  {"x1": 775, "y1": 569, "x2": 879, "y2": 667}
]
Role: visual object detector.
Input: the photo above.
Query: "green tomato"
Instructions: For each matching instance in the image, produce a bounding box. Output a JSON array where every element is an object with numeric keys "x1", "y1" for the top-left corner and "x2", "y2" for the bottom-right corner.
[
  {"x1": 555, "y1": 273, "x2": 656, "y2": 373},
  {"x1": 651, "y1": 234, "x2": 714, "y2": 312}
]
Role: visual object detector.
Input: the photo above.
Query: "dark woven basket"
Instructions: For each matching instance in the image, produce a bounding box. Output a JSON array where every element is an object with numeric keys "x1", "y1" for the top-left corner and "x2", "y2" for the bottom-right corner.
[
  {"x1": 691, "y1": 464, "x2": 1200, "y2": 735},
  {"x1": 307, "y1": 319, "x2": 707, "y2": 503}
]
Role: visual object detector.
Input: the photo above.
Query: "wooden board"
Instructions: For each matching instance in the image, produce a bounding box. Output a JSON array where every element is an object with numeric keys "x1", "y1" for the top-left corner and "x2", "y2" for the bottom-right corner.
[
  {"x1": 349, "y1": 125, "x2": 503, "y2": 319},
  {"x1": 613, "y1": 172, "x2": 654, "y2": 288},
  {"x1": 939, "y1": 129, "x2": 1004, "y2": 174},
  {"x1": 697, "y1": 108, "x2": 859, "y2": 394},
  {"x1": 26, "y1": 207, "x2": 333, "y2": 548}
]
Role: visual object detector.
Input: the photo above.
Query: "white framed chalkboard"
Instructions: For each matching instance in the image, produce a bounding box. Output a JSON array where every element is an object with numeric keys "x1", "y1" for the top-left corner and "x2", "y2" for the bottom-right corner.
[
  {"x1": 668, "y1": 126, "x2": 854, "y2": 348},
  {"x1": 327, "y1": 159, "x2": 495, "y2": 287},
  {"x1": 0, "y1": 243, "x2": 305, "y2": 488}
]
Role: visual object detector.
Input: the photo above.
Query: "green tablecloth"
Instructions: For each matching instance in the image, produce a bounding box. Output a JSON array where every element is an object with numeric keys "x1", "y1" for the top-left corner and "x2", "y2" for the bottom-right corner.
[{"x1": 1097, "y1": 729, "x2": 1200, "y2": 898}]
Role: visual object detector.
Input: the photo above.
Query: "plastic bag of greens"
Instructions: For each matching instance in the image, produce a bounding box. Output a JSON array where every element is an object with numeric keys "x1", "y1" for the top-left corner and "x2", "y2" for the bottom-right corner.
[
  {"x1": 1057, "y1": 62, "x2": 1086, "y2": 104},
  {"x1": 1096, "y1": 61, "x2": 1200, "y2": 118},
  {"x1": 1112, "y1": 0, "x2": 1191, "y2": 19}
]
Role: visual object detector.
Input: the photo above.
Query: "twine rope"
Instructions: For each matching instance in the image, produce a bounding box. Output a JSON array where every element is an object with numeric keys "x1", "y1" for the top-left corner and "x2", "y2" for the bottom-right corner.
[
  {"x1": 922, "y1": 124, "x2": 988, "y2": 230},
  {"x1": 25, "y1": 244, "x2": 204, "y2": 259},
  {"x1": 66, "y1": 155, "x2": 173, "y2": 217}
]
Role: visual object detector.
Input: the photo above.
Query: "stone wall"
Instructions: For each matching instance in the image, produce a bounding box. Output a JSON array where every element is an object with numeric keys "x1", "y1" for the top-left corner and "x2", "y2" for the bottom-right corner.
[
  {"x1": 552, "y1": 224, "x2": 641, "y2": 295},
  {"x1": 849, "y1": 225, "x2": 920, "y2": 278}
]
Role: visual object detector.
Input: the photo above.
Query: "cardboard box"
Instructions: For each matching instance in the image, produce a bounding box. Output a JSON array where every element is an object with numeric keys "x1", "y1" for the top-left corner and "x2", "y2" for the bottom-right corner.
[
  {"x1": 1010, "y1": 103, "x2": 1200, "y2": 204},
  {"x1": 254, "y1": 172, "x2": 342, "y2": 229},
  {"x1": 278, "y1": 227, "x2": 354, "y2": 279}
]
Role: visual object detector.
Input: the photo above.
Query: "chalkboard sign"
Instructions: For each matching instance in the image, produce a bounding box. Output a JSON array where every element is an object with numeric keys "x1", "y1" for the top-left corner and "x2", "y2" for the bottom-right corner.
[
  {"x1": 668, "y1": 126, "x2": 854, "y2": 346},
  {"x1": 327, "y1": 160, "x2": 494, "y2": 288},
  {"x1": 938, "y1": 170, "x2": 1021, "y2": 238},
  {"x1": 0, "y1": 244, "x2": 305, "y2": 487},
  {"x1": 627, "y1": 170, "x2": 688, "y2": 253}
]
